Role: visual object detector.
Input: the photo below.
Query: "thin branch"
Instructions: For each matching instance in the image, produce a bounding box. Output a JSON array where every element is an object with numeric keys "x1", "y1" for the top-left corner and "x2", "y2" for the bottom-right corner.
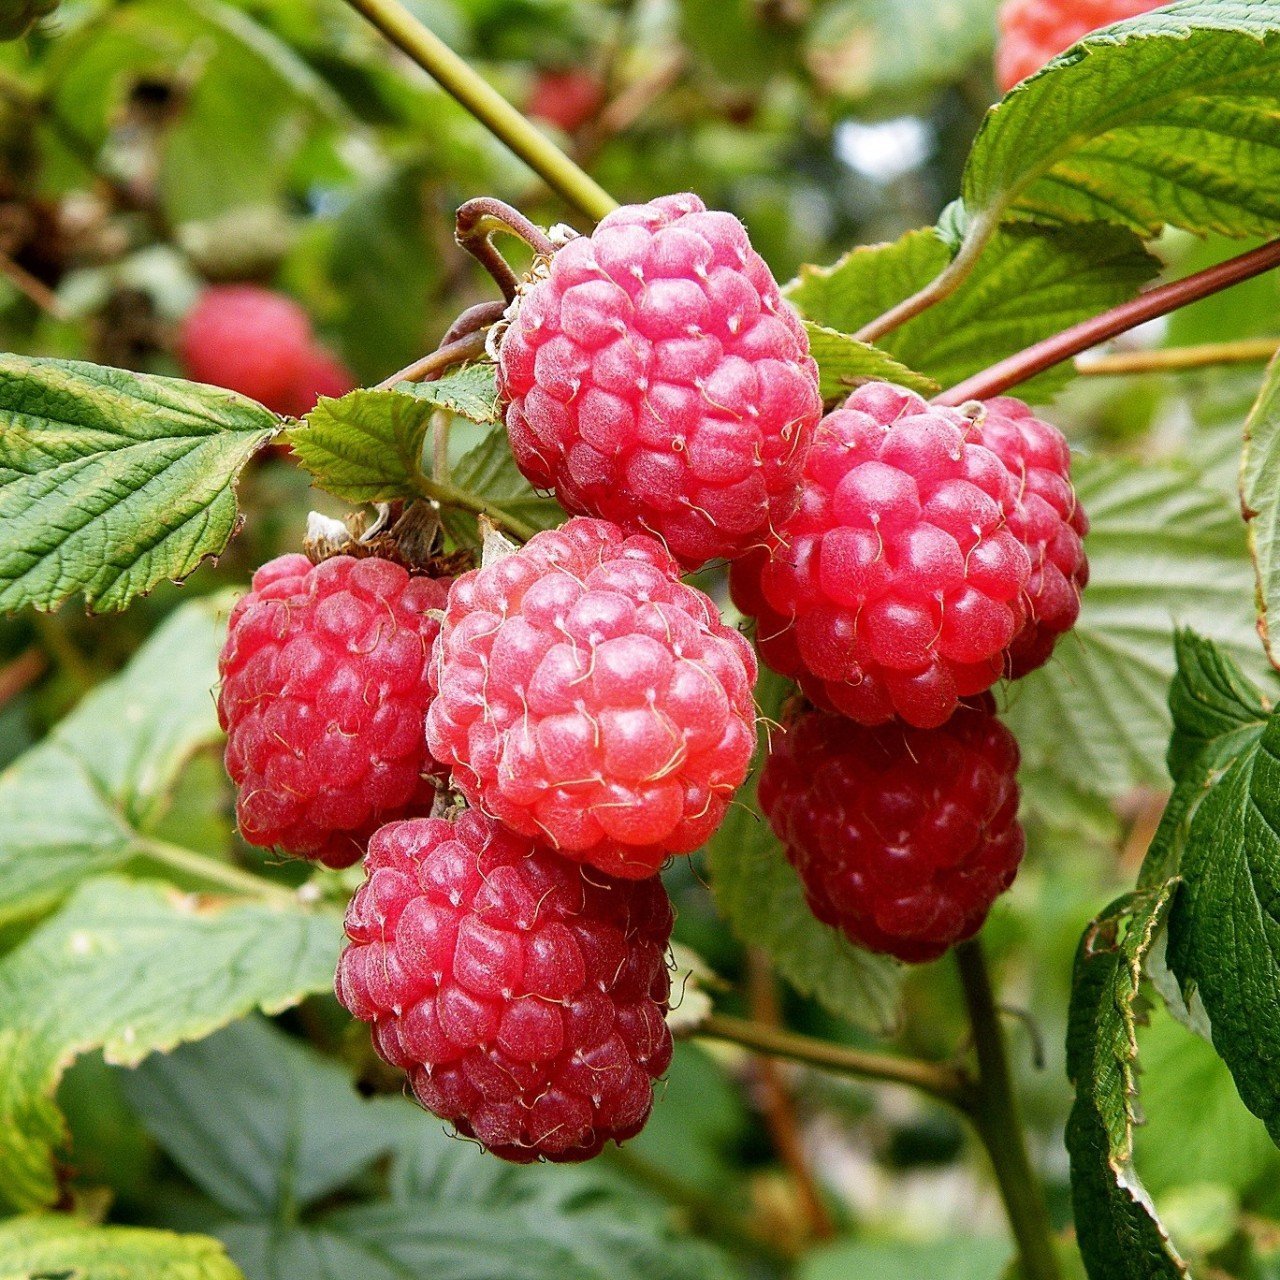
[
  {"x1": 0, "y1": 249, "x2": 68, "y2": 320},
  {"x1": 0, "y1": 647, "x2": 47, "y2": 709},
  {"x1": 374, "y1": 327, "x2": 489, "y2": 390},
  {"x1": 1076, "y1": 337, "x2": 1280, "y2": 377},
  {"x1": 693, "y1": 1013, "x2": 970, "y2": 1109},
  {"x1": 339, "y1": 0, "x2": 618, "y2": 222},
  {"x1": 853, "y1": 210, "x2": 997, "y2": 344},
  {"x1": 935, "y1": 238, "x2": 1280, "y2": 405}
]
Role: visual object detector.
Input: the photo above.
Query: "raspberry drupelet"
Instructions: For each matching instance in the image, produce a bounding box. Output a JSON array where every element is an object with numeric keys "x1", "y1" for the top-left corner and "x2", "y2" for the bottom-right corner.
[
  {"x1": 336, "y1": 811, "x2": 674, "y2": 1163},
  {"x1": 730, "y1": 382, "x2": 1032, "y2": 729},
  {"x1": 995, "y1": 0, "x2": 1160, "y2": 91},
  {"x1": 974, "y1": 397, "x2": 1088, "y2": 677},
  {"x1": 217, "y1": 554, "x2": 449, "y2": 868},
  {"x1": 495, "y1": 193, "x2": 823, "y2": 569},
  {"x1": 759, "y1": 699, "x2": 1025, "y2": 963},
  {"x1": 426, "y1": 517, "x2": 758, "y2": 879}
]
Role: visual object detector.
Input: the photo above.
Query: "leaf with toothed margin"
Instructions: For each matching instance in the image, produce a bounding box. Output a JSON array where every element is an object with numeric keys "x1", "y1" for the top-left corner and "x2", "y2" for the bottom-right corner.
[{"x1": 0, "y1": 356, "x2": 279, "y2": 614}]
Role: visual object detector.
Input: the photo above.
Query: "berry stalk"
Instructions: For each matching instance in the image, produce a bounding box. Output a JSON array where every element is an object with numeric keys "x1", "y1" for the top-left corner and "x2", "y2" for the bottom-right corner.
[
  {"x1": 955, "y1": 939, "x2": 1063, "y2": 1280},
  {"x1": 694, "y1": 1013, "x2": 971, "y2": 1106},
  {"x1": 339, "y1": 0, "x2": 618, "y2": 222},
  {"x1": 1075, "y1": 336, "x2": 1280, "y2": 377},
  {"x1": 137, "y1": 837, "x2": 299, "y2": 907},
  {"x1": 935, "y1": 237, "x2": 1280, "y2": 405}
]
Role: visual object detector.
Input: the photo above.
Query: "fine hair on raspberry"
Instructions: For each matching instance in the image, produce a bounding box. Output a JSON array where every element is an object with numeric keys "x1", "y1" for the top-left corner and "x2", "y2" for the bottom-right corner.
[
  {"x1": 336, "y1": 810, "x2": 674, "y2": 1163},
  {"x1": 759, "y1": 699, "x2": 1025, "y2": 963},
  {"x1": 426, "y1": 517, "x2": 758, "y2": 879},
  {"x1": 731, "y1": 382, "x2": 1033, "y2": 729},
  {"x1": 218, "y1": 553, "x2": 449, "y2": 868},
  {"x1": 495, "y1": 193, "x2": 823, "y2": 569}
]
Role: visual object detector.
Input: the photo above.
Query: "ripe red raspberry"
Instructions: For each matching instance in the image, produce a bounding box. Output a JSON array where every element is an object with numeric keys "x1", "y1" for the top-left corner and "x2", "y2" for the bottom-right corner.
[
  {"x1": 730, "y1": 382, "x2": 1032, "y2": 729},
  {"x1": 995, "y1": 0, "x2": 1159, "y2": 91},
  {"x1": 218, "y1": 554, "x2": 449, "y2": 868},
  {"x1": 527, "y1": 67, "x2": 605, "y2": 134},
  {"x1": 426, "y1": 517, "x2": 758, "y2": 879},
  {"x1": 336, "y1": 811, "x2": 674, "y2": 1163},
  {"x1": 974, "y1": 397, "x2": 1087, "y2": 677},
  {"x1": 495, "y1": 193, "x2": 822, "y2": 569},
  {"x1": 179, "y1": 284, "x2": 316, "y2": 414},
  {"x1": 759, "y1": 699, "x2": 1024, "y2": 963}
]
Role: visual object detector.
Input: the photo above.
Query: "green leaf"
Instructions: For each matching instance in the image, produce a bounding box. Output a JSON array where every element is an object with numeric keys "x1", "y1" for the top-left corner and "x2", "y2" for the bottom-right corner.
[
  {"x1": 1004, "y1": 456, "x2": 1269, "y2": 800},
  {"x1": 1241, "y1": 352, "x2": 1280, "y2": 666},
  {"x1": 395, "y1": 363, "x2": 500, "y2": 424},
  {"x1": 0, "y1": 877, "x2": 341, "y2": 1210},
  {"x1": 442, "y1": 425, "x2": 565, "y2": 545},
  {"x1": 964, "y1": 1, "x2": 1280, "y2": 241},
  {"x1": 0, "y1": 356, "x2": 278, "y2": 614},
  {"x1": 0, "y1": 1214, "x2": 243, "y2": 1280},
  {"x1": 287, "y1": 389, "x2": 433, "y2": 504},
  {"x1": 787, "y1": 223, "x2": 1158, "y2": 399},
  {"x1": 1167, "y1": 704, "x2": 1280, "y2": 1144},
  {"x1": 0, "y1": 597, "x2": 230, "y2": 927},
  {"x1": 803, "y1": 323, "x2": 938, "y2": 399},
  {"x1": 1065, "y1": 885, "x2": 1188, "y2": 1280},
  {"x1": 123, "y1": 1017, "x2": 405, "y2": 1220},
  {"x1": 804, "y1": 0, "x2": 1000, "y2": 103}
]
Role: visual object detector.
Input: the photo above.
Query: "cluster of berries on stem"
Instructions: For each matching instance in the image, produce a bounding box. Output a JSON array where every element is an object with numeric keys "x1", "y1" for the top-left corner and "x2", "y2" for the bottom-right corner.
[{"x1": 216, "y1": 193, "x2": 1088, "y2": 1163}]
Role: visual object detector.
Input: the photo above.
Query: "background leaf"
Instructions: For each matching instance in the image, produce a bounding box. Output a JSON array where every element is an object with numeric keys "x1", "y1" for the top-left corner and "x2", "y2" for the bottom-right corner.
[
  {"x1": 0, "y1": 596, "x2": 229, "y2": 926},
  {"x1": 1240, "y1": 352, "x2": 1280, "y2": 666},
  {"x1": 0, "y1": 357, "x2": 277, "y2": 613},
  {"x1": 0, "y1": 877, "x2": 341, "y2": 1211}
]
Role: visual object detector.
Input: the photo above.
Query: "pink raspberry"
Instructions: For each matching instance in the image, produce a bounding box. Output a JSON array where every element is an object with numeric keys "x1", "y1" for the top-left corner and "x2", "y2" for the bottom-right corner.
[
  {"x1": 179, "y1": 284, "x2": 318, "y2": 415},
  {"x1": 527, "y1": 67, "x2": 606, "y2": 134},
  {"x1": 759, "y1": 699, "x2": 1024, "y2": 963},
  {"x1": 217, "y1": 554, "x2": 449, "y2": 868},
  {"x1": 496, "y1": 193, "x2": 822, "y2": 569},
  {"x1": 730, "y1": 382, "x2": 1032, "y2": 729},
  {"x1": 426, "y1": 517, "x2": 758, "y2": 879},
  {"x1": 974, "y1": 397, "x2": 1088, "y2": 677},
  {"x1": 336, "y1": 811, "x2": 674, "y2": 1163},
  {"x1": 995, "y1": 0, "x2": 1160, "y2": 91}
]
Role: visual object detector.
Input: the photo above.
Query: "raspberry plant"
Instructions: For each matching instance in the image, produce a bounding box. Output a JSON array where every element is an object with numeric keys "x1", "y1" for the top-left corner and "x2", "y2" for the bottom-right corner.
[{"x1": 0, "y1": 2, "x2": 1278, "y2": 1278}]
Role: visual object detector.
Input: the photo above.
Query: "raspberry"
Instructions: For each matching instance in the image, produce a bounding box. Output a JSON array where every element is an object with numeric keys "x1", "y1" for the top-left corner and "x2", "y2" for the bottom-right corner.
[
  {"x1": 975, "y1": 397, "x2": 1088, "y2": 677},
  {"x1": 336, "y1": 811, "x2": 674, "y2": 1163},
  {"x1": 495, "y1": 193, "x2": 823, "y2": 569},
  {"x1": 759, "y1": 699, "x2": 1024, "y2": 963},
  {"x1": 527, "y1": 68, "x2": 606, "y2": 134},
  {"x1": 179, "y1": 285, "x2": 317, "y2": 415},
  {"x1": 276, "y1": 345, "x2": 356, "y2": 419},
  {"x1": 426, "y1": 517, "x2": 758, "y2": 879},
  {"x1": 995, "y1": 0, "x2": 1159, "y2": 91},
  {"x1": 730, "y1": 382, "x2": 1032, "y2": 729},
  {"x1": 217, "y1": 553, "x2": 449, "y2": 868}
]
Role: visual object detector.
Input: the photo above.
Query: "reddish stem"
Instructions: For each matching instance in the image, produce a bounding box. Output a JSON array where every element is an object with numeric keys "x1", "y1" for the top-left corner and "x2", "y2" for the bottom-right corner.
[{"x1": 934, "y1": 238, "x2": 1280, "y2": 406}]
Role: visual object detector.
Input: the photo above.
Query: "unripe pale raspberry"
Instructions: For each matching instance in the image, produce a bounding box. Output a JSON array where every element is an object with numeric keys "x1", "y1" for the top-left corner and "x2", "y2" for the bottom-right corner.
[
  {"x1": 218, "y1": 554, "x2": 449, "y2": 868},
  {"x1": 996, "y1": 0, "x2": 1159, "y2": 91},
  {"x1": 730, "y1": 382, "x2": 1032, "y2": 729},
  {"x1": 974, "y1": 397, "x2": 1088, "y2": 677},
  {"x1": 759, "y1": 699, "x2": 1024, "y2": 963},
  {"x1": 336, "y1": 811, "x2": 674, "y2": 1163},
  {"x1": 527, "y1": 67, "x2": 606, "y2": 134},
  {"x1": 179, "y1": 284, "x2": 317, "y2": 414},
  {"x1": 496, "y1": 193, "x2": 823, "y2": 569},
  {"x1": 426, "y1": 517, "x2": 758, "y2": 879}
]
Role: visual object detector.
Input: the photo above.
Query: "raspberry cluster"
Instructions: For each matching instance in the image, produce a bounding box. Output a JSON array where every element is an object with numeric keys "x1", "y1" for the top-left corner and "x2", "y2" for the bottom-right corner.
[
  {"x1": 217, "y1": 554, "x2": 449, "y2": 868},
  {"x1": 496, "y1": 193, "x2": 822, "y2": 569},
  {"x1": 995, "y1": 0, "x2": 1159, "y2": 91},
  {"x1": 759, "y1": 700, "x2": 1024, "y2": 962},
  {"x1": 336, "y1": 812, "x2": 673, "y2": 1162},
  {"x1": 427, "y1": 517, "x2": 758, "y2": 879},
  {"x1": 180, "y1": 283, "x2": 354, "y2": 418}
]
